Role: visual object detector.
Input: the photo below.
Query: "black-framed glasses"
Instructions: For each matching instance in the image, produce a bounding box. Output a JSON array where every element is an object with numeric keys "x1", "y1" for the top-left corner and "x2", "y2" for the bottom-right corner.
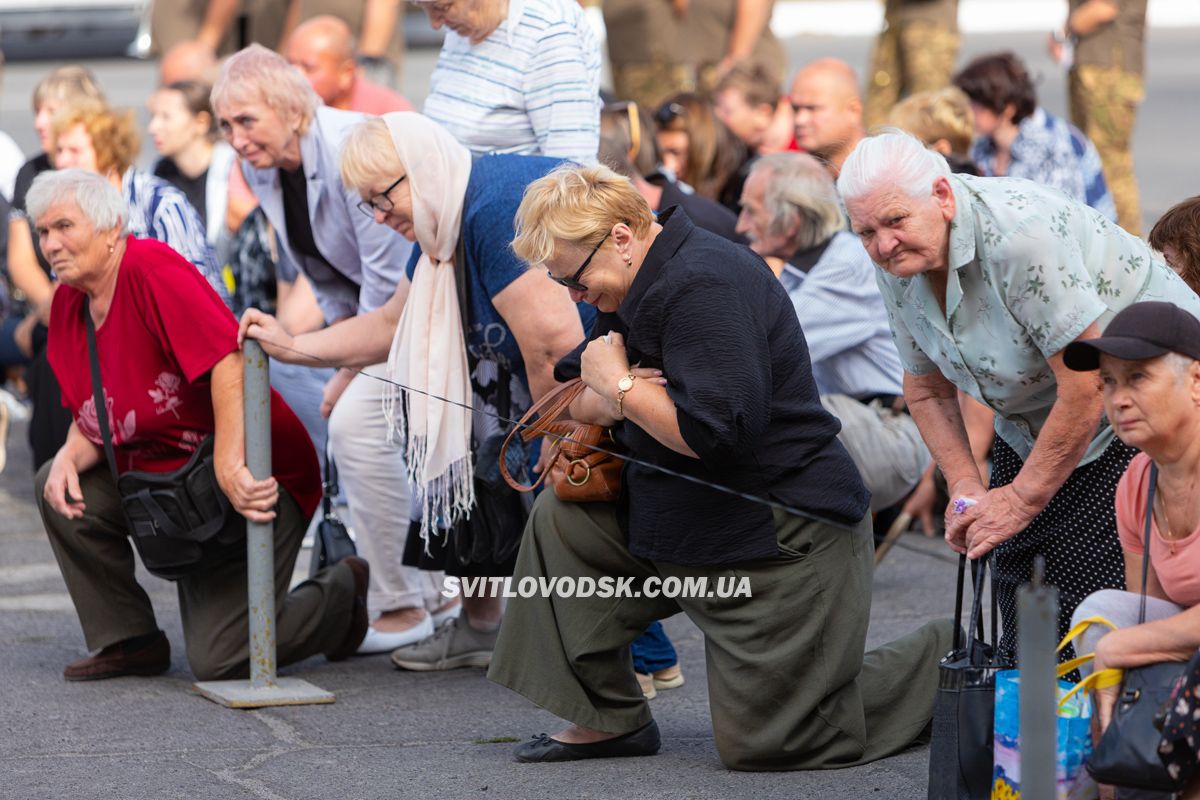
[
  {"x1": 357, "y1": 174, "x2": 407, "y2": 218},
  {"x1": 548, "y1": 231, "x2": 609, "y2": 291}
]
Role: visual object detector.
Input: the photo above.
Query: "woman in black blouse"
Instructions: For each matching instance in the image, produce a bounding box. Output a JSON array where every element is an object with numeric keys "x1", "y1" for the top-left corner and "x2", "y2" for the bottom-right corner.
[{"x1": 489, "y1": 164, "x2": 954, "y2": 770}]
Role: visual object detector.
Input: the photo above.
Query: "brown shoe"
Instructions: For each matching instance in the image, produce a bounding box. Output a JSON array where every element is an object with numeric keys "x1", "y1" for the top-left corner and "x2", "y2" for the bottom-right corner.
[
  {"x1": 63, "y1": 631, "x2": 170, "y2": 681},
  {"x1": 326, "y1": 556, "x2": 369, "y2": 661}
]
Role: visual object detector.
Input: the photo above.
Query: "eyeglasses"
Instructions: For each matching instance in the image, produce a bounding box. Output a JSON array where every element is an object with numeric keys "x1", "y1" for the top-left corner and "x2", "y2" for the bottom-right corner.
[
  {"x1": 411, "y1": 0, "x2": 454, "y2": 12},
  {"x1": 655, "y1": 102, "x2": 686, "y2": 125},
  {"x1": 548, "y1": 231, "x2": 609, "y2": 291},
  {"x1": 356, "y1": 174, "x2": 407, "y2": 218}
]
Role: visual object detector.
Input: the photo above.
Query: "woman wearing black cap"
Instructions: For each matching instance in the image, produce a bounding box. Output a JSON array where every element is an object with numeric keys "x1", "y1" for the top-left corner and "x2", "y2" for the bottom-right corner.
[{"x1": 1063, "y1": 301, "x2": 1200, "y2": 767}]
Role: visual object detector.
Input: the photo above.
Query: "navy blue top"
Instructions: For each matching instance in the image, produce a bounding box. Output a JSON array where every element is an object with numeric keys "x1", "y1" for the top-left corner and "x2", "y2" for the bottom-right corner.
[{"x1": 406, "y1": 154, "x2": 596, "y2": 390}]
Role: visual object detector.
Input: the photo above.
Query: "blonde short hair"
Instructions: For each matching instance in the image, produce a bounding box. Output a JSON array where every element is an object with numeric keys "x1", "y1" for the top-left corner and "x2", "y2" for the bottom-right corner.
[
  {"x1": 339, "y1": 117, "x2": 402, "y2": 195},
  {"x1": 512, "y1": 164, "x2": 655, "y2": 267},
  {"x1": 53, "y1": 101, "x2": 140, "y2": 177},
  {"x1": 887, "y1": 87, "x2": 974, "y2": 157},
  {"x1": 33, "y1": 64, "x2": 105, "y2": 113},
  {"x1": 211, "y1": 44, "x2": 320, "y2": 133}
]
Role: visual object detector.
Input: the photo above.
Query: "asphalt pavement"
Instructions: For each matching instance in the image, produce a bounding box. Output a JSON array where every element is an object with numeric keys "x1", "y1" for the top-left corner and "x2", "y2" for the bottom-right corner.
[{"x1": 0, "y1": 19, "x2": 1197, "y2": 800}]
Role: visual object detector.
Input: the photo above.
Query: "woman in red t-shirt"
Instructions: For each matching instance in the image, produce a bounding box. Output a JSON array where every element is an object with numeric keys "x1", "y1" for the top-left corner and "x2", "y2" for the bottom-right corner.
[{"x1": 27, "y1": 168, "x2": 369, "y2": 682}]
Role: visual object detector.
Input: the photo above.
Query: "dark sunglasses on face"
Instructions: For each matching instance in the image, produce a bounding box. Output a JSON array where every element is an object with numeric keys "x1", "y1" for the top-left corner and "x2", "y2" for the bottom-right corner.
[
  {"x1": 548, "y1": 230, "x2": 610, "y2": 291},
  {"x1": 357, "y1": 174, "x2": 407, "y2": 218}
]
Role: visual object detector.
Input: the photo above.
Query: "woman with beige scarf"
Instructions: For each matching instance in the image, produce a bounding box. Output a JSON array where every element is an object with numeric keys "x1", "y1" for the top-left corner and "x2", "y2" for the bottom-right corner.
[{"x1": 239, "y1": 112, "x2": 590, "y2": 669}]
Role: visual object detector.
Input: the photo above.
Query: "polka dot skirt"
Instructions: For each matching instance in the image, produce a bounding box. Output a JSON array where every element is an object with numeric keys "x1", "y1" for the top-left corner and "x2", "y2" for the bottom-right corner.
[{"x1": 989, "y1": 437, "x2": 1136, "y2": 664}]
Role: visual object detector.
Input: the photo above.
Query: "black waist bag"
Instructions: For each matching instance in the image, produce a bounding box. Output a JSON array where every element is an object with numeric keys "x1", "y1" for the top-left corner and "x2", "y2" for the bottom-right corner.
[{"x1": 85, "y1": 299, "x2": 244, "y2": 581}]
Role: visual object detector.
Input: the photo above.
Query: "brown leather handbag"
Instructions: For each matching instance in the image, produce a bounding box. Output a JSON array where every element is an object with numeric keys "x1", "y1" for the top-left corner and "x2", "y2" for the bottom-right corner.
[{"x1": 499, "y1": 378, "x2": 624, "y2": 503}]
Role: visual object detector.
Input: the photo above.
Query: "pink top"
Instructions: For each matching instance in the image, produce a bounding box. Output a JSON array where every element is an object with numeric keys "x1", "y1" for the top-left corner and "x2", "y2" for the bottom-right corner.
[
  {"x1": 1116, "y1": 452, "x2": 1200, "y2": 607},
  {"x1": 347, "y1": 77, "x2": 413, "y2": 116}
]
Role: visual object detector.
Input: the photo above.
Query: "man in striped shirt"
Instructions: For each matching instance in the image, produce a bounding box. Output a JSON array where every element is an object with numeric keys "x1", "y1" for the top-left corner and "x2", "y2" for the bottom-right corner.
[{"x1": 418, "y1": 0, "x2": 601, "y2": 163}]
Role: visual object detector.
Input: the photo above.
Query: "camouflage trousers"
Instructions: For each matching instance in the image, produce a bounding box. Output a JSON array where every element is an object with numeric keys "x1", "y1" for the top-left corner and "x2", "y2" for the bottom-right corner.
[
  {"x1": 862, "y1": 21, "x2": 960, "y2": 130},
  {"x1": 1070, "y1": 65, "x2": 1145, "y2": 236}
]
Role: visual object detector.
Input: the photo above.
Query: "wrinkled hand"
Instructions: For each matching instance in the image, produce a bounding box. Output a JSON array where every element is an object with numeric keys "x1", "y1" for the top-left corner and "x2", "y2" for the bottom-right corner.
[
  {"x1": 238, "y1": 308, "x2": 295, "y2": 360},
  {"x1": 950, "y1": 484, "x2": 1042, "y2": 560},
  {"x1": 43, "y1": 450, "x2": 86, "y2": 519},
  {"x1": 580, "y1": 332, "x2": 632, "y2": 406},
  {"x1": 944, "y1": 477, "x2": 987, "y2": 554},
  {"x1": 217, "y1": 462, "x2": 279, "y2": 523},
  {"x1": 320, "y1": 368, "x2": 356, "y2": 418},
  {"x1": 902, "y1": 469, "x2": 940, "y2": 537}
]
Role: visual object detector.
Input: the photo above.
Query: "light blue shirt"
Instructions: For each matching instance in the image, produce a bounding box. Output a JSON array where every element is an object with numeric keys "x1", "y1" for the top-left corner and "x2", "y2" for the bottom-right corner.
[
  {"x1": 876, "y1": 174, "x2": 1200, "y2": 465},
  {"x1": 779, "y1": 230, "x2": 904, "y2": 398}
]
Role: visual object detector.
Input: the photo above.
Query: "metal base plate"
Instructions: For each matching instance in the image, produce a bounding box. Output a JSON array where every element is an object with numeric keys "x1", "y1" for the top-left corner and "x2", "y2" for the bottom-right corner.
[{"x1": 193, "y1": 678, "x2": 335, "y2": 708}]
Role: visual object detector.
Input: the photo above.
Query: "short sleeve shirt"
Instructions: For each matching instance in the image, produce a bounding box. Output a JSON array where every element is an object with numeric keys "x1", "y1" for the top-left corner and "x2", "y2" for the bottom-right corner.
[
  {"x1": 1115, "y1": 453, "x2": 1200, "y2": 608},
  {"x1": 875, "y1": 173, "x2": 1200, "y2": 465},
  {"x1": 48, "y1": 237, "x2": 321, "y2": 516}
]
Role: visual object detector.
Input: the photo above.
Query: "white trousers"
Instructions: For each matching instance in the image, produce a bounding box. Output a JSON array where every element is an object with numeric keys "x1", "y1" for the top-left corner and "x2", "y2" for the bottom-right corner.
[
  {"x1": 1069, "y1": 588, "x2": 1184, "y2": 674},
  {"x1": 327, "y1": 365, "x2": 444, "y2": 614}
]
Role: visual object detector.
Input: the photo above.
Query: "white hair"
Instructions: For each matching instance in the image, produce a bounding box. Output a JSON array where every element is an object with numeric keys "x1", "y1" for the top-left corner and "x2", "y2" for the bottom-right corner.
[
  {"x1": 837, "y1": 129, "x2": 952, "y2": 204},
  {"x1": 750, "y1": 152, "x2": 846, "y2": 250},
  {"x1": 1163, "y1": 351, "x2": 1197, "y2": 378},
  {"x1": 25, "y1": 169, "x2": 126, "y2": 234}
]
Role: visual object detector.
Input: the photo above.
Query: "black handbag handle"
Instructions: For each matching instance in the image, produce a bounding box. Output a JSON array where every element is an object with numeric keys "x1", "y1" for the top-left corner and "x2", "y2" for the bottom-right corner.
[
  {"x1": 83, "y1": 297, "x2": 124, "y2": 489},
  {"x1": 322, "y1": 450, "x2": 339, "y2": 519},
  {"x1": 951, "y1": 551, "x2": 993, "y2": 657},
  {"x1": 1140, "y1": 463, "x2": 1158, "y2": 625}
]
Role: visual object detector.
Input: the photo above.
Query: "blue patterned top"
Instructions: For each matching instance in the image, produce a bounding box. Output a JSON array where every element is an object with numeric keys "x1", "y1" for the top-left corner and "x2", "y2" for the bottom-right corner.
[{"x1": 971, "y1": 107, "x2": 1117, "y2": 223}]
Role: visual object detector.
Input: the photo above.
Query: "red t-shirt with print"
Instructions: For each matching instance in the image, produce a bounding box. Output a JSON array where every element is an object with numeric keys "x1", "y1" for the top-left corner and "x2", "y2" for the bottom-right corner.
[{"x1": 48, "y1": 236, "x2": 320, "y2": 517}]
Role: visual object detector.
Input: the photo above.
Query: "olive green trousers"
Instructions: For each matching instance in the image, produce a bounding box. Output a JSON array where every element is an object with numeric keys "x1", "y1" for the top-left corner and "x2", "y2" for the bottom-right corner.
[{"x1": 488, "y1": 492, "x2": 955, "y2": 770}]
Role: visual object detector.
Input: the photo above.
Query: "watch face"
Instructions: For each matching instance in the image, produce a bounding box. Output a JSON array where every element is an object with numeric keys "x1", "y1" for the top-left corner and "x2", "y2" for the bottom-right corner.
[{"x1": 618, "y1": 376, "x2": 634, "y2": 392}]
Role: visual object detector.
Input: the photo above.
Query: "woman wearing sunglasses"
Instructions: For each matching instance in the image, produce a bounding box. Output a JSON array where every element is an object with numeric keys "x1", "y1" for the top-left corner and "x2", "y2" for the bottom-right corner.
[
  {"x1": 239, "y1": 112, "x2": 602, "y2": 670},
  {"x1": 488, "y1": 163, "x2": 953, "y2": 768}
]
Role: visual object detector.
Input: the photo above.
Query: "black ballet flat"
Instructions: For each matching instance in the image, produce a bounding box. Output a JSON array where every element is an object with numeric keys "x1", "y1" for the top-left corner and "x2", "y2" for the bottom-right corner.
[{"x1": 512, "y1": 719, "x2": 661, "y2": 763}]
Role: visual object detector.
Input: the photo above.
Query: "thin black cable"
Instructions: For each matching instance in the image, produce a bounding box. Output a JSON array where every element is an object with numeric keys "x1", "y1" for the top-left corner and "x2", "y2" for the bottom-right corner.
[{"x1": 259, "y1": 339, "x2": 860, "y2": 532}]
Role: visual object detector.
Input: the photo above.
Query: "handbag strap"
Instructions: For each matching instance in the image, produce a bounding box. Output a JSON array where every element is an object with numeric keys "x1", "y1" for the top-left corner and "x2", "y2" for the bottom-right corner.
[
  {"x1": 1141, "y1": 463, "x2": 1158, "y2": 625},
  {"x1": 83, "y1": 297, "x2": 123, "y2": 488},
  {"x1": 322, "y1": 451, "x2": 339, "y2": 518},
  {"x1": 498, "y1": 378, "x2": 588, "y2": 492}
]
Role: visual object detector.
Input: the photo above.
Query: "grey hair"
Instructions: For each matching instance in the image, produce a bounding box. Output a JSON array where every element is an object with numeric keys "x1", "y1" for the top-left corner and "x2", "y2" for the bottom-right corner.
[
  {"x1": 837, "y1": 129, "x2": 951, "y2": 204},
  {"x1": 1163, "y1": 351, "x2": 1197, "y2": 378},
  {"x1": 751, "y1": 152, "x2": 846, "y2": 249},
  {"x1": 25, "y1": 169, "x2": 126, "y2": 234},
  {"x1": 211, "y1": 44, "x2": 320, "y2": 134}
]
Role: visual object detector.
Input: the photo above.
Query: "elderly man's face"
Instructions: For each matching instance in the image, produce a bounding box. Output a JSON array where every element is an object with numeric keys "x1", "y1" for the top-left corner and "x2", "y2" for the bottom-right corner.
[
  {"x1": 35, "y1": 199, "x2": 114, "y2": 287},
  {"x1": 845, "y1": 177, "x2": 956, "y2": 277},
  {"x1": 737, "y1": 168, "x2": 793, "y2": 258},
  {"x1": 415, "y1": 0, "x2": 493, "y2": 43},
  {"x1": 1100, "y1": 352, "x2": 1200, "y2": 452}
]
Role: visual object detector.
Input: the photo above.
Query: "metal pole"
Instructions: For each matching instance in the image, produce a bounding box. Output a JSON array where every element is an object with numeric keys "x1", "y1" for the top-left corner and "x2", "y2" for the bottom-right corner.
[
  {"x1": 1018, "y1": 556, "x2": 1058, "y2": 800},
  {"x1": 193, "y1": 343, "x2": 334, "y2": 708},
  {"x1": 243, "y1": 340, "x2": 276, "y2": 688}
]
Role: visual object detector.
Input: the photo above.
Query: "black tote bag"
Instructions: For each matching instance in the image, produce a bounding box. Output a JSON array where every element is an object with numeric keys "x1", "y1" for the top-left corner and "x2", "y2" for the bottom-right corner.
[{"x1": 928, "y1": 553, "x2": 1013, "y2": 800}]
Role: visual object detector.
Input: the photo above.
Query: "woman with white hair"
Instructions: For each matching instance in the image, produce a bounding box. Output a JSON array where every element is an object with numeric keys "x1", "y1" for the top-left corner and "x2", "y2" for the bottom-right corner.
[
  {"x1": 238, "y1": 112, "x2": 590, "y2": 669},
  {"x1": 211, "y1": 45, "x2": 440, "y2": 655},
  {"x1": 29, "y1": 169, "x2": 367, "y2": 682},
  {"x1": 837, "y1": 130, "x2": 1200, "y2": 660}
]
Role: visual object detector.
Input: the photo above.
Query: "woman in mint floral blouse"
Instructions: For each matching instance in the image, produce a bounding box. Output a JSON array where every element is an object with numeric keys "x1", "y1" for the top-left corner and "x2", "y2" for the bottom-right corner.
[{"x1": 838, "y1": 131, "x2": 1200, "y2": 662}]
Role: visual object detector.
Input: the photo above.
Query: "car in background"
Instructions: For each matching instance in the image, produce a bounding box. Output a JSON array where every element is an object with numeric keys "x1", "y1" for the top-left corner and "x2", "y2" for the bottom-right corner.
[{"x1": 0, "y1": 1, "x2": 442, "y2": 62}]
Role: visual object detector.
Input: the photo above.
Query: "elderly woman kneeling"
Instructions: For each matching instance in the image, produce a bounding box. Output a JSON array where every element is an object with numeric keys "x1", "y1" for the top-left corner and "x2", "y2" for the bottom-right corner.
[
  {"x1": 1064, "y1": 302, "x2": 1200, "y2": 796},
  {"x1": 487, "y1": 164, "x2": 954, "y2": 769},
  {"x1": 31, "y1": 170, "x2": 367, "y2": 682}
]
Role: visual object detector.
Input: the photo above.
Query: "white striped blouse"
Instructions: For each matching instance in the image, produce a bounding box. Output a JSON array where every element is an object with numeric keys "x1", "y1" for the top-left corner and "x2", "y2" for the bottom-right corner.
[{"x1": 422, "y1": 0, "x2": 601, "y2": 164}]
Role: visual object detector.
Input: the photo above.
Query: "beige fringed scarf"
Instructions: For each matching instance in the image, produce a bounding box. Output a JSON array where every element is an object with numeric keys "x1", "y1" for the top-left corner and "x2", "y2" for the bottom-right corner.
[{"x1": 380, "y1": 112, "x2": 475, "y2": 540}]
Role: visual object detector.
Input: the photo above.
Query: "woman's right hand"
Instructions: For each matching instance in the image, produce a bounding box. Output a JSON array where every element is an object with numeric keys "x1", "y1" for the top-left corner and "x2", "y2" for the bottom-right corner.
[
  {"x1": 238, "y1": 308, "x2": 295, "y2": 361},
  {"x1": 944, "y1": 477, "x2": 988, "y2": 554},
  {"x1": 43, "y1": 450, "x2": 86, "y2": 519}
]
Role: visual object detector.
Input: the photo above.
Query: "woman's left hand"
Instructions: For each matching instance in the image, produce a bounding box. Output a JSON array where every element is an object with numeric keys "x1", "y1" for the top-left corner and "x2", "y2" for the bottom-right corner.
[
  {"x1": 217, "y1": 462, "x2": 279, "y2": 523},
  {"x1": 580, "y1": 332, "x2": 632, "y2": 410},
  {"x1": 953, "y1": 483, "x2": 1043, "y2": 560}
]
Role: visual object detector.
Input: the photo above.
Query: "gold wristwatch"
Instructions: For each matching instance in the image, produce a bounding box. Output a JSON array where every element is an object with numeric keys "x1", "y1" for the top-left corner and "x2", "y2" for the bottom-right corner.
[{"x1": 616, "y1": 373, "x2": 636, "y2": 418}]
